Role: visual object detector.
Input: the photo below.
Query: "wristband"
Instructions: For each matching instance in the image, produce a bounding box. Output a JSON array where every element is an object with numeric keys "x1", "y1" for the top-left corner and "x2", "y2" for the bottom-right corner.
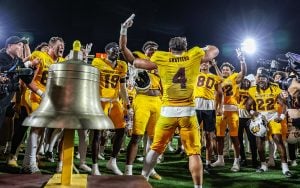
[
  {"x1": 120, "y1": 27, "x2": 127, "y2": 35},
  {"x1": 280, "y1": 114, "x2": 286, "y2": 120},
  {"x1": 36, "y1": 89, "x2": 44, "y2": 97}
]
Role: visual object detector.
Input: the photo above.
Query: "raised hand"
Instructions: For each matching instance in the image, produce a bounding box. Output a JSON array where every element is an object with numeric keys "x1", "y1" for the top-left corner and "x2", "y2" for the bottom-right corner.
[
  {"x1": 236, "y1": 48, "x2": 245, "y2": 62},
  {"x1": 122, "y1": 14, "x2": 135, "y2": 28}
]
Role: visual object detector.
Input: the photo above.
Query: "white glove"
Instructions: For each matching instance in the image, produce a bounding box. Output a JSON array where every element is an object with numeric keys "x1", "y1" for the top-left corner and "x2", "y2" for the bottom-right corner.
[
  {"x1": 236, "y1": 48, "x2": 245, "y2": 62},
  {"x1": 120, "y1": 14, "x2": 135, "y2": 35}
]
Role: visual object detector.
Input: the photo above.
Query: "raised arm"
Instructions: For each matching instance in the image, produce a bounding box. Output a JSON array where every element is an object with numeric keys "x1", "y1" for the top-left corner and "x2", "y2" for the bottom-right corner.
[
  {"x1": 211, "y1": 59, "x2": 222, "y2": 77},
  {"x1": 201, "y1": 45, "x2": 219, "y2": 62},
  {"x1": 119, "y1": 14, "x2": 136, "y2": 64},
  {"x1": 133, "y1": 58, "x2": 157, "y2": 70},
  {"x1": 235, "y1": 48, "x2": 247, "y2": 84}
]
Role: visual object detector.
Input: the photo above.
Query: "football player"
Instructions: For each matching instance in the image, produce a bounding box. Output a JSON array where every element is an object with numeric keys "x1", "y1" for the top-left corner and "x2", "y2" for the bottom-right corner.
[
  {"x1": 212, "y1": 49, "x2": 247, "y2": 172},
  {"x1": 22, "y1": 37, "x2": 65, "y2": 173},
  {"x1": 237, "y1": 76, "x2": 258, "y2": 167},
  {"x1": 120, "y1": 14, "x2": 219, "y2": 188},
  {"x1": 91, "y1": 42, "x2": 132, "y2": 175},
  {"x1": 194, "y1": 60, "x2": 222, "y2": 171},
  {"x1": 246, "y1": 69, "x2": 292, "y2": 177},
  {"x1": 120, "y1": 22, "x2": 163, "y2": 179}
]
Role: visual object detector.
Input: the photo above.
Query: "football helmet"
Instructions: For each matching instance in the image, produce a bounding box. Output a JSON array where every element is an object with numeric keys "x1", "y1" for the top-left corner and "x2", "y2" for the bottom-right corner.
[
  {"x1": 134, "y1": 69, "x2": 151, "y2": 92},
  {"x1": 249, "y1": 114, "x2": 268, "y2": 137}
]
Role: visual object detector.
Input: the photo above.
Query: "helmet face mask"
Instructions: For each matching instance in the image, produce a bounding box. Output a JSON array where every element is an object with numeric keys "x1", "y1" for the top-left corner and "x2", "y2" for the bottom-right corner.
[{"x1": 134, "y1": 70, "x2": 151, "y2": 92}]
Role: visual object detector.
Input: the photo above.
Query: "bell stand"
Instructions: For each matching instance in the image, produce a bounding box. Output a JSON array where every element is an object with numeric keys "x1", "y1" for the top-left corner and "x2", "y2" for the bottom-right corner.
[{"x1": 44, "y1": 129, "x2": 87, "y2": 187}]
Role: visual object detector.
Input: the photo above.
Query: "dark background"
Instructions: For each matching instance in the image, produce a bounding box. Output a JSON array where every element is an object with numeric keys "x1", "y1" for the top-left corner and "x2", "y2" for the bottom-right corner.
[{"x1": 1, "y1": 0, "x2": 300, "y2": 73}]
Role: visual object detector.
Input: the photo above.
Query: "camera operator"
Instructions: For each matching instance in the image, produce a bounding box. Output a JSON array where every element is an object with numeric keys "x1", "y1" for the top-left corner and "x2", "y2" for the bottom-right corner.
[
  {"x1": 278, "y1": 63, "x2": 300, "y2": 166},
  {"x1": 0, "y1": 36, "x2": 37, "y2": 130}
]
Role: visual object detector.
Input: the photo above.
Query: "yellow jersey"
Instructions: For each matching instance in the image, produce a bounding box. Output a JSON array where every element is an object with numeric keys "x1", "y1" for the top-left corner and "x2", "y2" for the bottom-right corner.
[
  {"x1": 222, "y1": 73, "x2": 239, "y2": 105},
  {"x1": 248, "y1": 83, "x2": 281, "y2": 113},
  {"x1": 133, "y1": 51, "x2": 148, "y2": 59},
  {"x1": 92, "y1": 58, "x2": 127, "y2": 99},
  {"x1": 238, "y1": 88, "x2": 250, "y2": 110},
  {"x1": 148, "y1": 71, "x2": 162, "y2": 91},
  {"x1": 30, "y1": 51, "x2": 64, "y2": 91},
  {"x1": 29, "y1": 51, "x2": 65, "y2": 103},
  {"x1": 194, "y1": 72, "x2": 222, "y2": 100},
  {"x1": 150, "y1": 46, "x2": 205, "y2": 106}
]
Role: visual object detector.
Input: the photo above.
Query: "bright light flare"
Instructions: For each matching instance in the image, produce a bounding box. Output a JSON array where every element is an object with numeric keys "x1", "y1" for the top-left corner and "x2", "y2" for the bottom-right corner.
[{"x1": 241, "y1": 38, "x2": 256, "y2": 54}]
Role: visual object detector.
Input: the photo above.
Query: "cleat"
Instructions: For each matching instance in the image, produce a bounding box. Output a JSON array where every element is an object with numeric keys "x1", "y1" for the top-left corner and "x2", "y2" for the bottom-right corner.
[
  {"x1": 256, "y1": 168, "x2": 267, "y2": 173},
  {"x1": 75, "y1": 152, "x2": 80, "y2": 159},
  {"x1": 98, "y1": 153, "x2": 105, "y2": 160},
  {"x1": 7, "y1": 155, "x2": 18, "y2": 168},
  {"x1": 45, "y1": 151, "x2": 55, "y2": 163},
  {"x1": 106, "y1": 161, "x2": 123, "y2": 175},
  {"x1": 136, "y1": 156, "x2": 144, "y2": 162},
  {"x1": 92, "y1": 168, "x2": 101, "y2": 175},
  {"x1": 150, "y1": 172, "x2": 162, "y2": 180},
  {"x1": 211, "y1": 160, "x2": 225, "y2": 167},
  {"x1": 231, "y1": 164, "x2": 240, "y2": 172},
  {"x1": 284, "y1": 171, "x2": 293, "y2": 178},
  {"x1": 21, "y1": 164, "x2": 41, "y2": 174},
  {"x1": 79, "y1": 164, "x2": 92, "y2": 172},
  {"x1": 291, "y1": 160, "x2": 298, "y2": 167},
  {"x1": 91, "y1": 164, "x2": 101, "y2": 175}
]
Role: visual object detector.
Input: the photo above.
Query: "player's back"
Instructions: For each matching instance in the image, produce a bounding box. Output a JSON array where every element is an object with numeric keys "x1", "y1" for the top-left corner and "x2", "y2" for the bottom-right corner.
[{"x1": 150, "y1": 47, "x2": 205, "y2": 107}]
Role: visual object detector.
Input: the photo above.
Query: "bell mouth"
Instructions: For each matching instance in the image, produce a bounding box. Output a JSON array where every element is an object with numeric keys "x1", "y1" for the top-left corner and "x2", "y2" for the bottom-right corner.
[{"x1": 23, "y1": 113, "x2": 114, "y2": 130}]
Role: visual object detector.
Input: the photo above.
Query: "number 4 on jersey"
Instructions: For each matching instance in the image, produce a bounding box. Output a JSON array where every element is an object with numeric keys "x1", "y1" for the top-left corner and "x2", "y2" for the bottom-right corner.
[{"x1": 172, "y1": 67, "x2": 187, "y2": 89}]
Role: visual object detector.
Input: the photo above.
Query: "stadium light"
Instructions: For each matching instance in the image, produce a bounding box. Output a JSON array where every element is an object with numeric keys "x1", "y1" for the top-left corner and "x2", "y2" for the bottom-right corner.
[{"x1": 241, "y1": 38, "x2": 256, "y2": 54}]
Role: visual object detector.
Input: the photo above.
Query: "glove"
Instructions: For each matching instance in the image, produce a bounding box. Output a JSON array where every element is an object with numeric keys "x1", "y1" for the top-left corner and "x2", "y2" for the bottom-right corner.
[
  {"x1": 236, "y1": 48, "x2": 245, "y2": 62},
  {"x1": 120, "y1": 14, "x2": 135, "y2": 35}
]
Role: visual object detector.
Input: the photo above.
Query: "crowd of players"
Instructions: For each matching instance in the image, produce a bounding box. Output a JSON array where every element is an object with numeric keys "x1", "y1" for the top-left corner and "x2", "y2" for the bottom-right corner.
[{"x1": 0, "y1": 15, "x2": 299, "y2": 188}]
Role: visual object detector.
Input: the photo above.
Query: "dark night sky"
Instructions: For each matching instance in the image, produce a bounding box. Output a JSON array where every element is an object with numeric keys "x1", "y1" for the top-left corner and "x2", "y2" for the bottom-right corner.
[{"x1": 1, "y1": 0, "x2": 300, "y2": 73}]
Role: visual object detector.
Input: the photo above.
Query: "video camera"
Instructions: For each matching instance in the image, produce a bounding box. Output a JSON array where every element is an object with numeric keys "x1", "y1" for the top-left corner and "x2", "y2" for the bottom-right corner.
[
  {"x1": 0, "y1": 66, "x2": 33, "y2": 94},
  {"x1": 256, "y1": 59, "x2": 286, "y2": 77},
  {"x1": 276, "y1": 52, "x2": 300, "y2": 90}
]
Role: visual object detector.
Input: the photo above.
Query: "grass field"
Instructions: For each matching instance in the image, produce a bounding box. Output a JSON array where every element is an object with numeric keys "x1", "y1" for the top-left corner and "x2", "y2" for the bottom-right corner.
[{"x1": 0, "y1": 135, "x2": 299, "y2": 188}]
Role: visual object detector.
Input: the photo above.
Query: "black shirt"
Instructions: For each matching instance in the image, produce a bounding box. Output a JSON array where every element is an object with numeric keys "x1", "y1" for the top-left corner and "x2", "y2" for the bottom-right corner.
[
  {"x1": 0, "y1": 50, "x2": 33, "y2": 100},
  {"x1": 0, "y1": 50, "x2": 33, "y2": 84}
]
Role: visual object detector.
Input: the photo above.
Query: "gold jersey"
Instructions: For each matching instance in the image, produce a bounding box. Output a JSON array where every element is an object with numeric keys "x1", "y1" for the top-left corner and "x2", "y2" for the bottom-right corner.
[
  {"x1": 248, "y1": 83, "x2": 282, "y2": 112},
  {"x1": 222, "y1": 73, "x2": 239, "y2": 105},
  {"x1": 148, "y1": 71, "x2": 162, "y2": 91},
  {"x1": 150, "y1": 46, "x2": 205, "y2": 106},
  {"x1": 92, "y1": 58, "x2": 127, "y2": 99},
  {"x1": 28, "y1": 51, "x2": 65, "y2": 104},
  {"x1": 238, "y1": 88, "x2": 250, "y2": 110},
  {"x1": 194, "y1": 72, "x2": 222, "y2": 100},
  {"x1": 133, "y1": 51, "x2": 148, "y2": 59},
  {"x1": 30, "y1": 51, "x2": 65, "y2": 91}
]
